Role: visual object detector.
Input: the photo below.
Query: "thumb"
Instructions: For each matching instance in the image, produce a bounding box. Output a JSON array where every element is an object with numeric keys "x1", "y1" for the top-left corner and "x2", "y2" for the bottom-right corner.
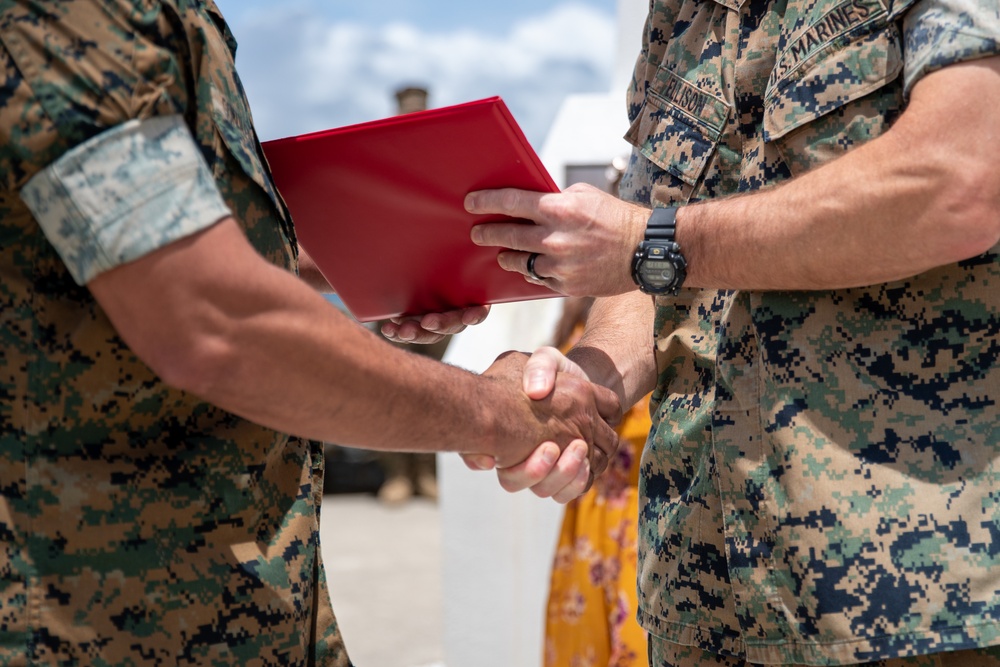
[{"x1": 523, "y1": 346, "x2": 589, "y2": 400}]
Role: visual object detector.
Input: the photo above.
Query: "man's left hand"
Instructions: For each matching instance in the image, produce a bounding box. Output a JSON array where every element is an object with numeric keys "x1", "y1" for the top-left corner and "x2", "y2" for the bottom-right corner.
[
  {"x1": 466, "y1": 183, "x2": 648, "y2": 297},
  {"x1": 381, "y1": 305, "x2": 491, "y2": 344}
]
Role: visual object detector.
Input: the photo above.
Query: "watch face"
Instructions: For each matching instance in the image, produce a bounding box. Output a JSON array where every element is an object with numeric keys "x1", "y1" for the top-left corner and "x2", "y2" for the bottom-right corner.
[
  {"x1": 633, "y1": 241, "x2": 686, "y2": 294},
  {"x1": 642, "y1": 259, "x2": 675, "y2": 288}
]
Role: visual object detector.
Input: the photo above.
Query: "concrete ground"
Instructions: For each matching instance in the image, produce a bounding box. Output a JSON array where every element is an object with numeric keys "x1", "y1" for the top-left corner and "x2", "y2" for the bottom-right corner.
[{"x1": 320, "y1": 493, "x2": 445, "y2": 667}]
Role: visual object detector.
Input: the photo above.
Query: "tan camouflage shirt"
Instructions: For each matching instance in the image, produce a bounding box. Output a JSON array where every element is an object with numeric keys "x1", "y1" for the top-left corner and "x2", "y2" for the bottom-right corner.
[
  {"x1": 0, "y1": 1, "x2": 348, "y2": 665},
  {"x1": 619, "y1": 0, "x2": 1000, "y2": 664}
]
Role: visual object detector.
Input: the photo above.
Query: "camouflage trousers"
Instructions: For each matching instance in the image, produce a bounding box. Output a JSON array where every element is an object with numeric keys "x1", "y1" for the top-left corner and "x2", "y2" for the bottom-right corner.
[{"x1": 649, "y1": 640, "x2": 1000, "y2": 666}]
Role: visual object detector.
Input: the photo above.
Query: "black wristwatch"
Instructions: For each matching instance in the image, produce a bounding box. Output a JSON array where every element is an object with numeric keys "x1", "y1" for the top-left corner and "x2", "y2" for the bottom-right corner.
[{"x1": 631, "y1": 206, "x2": 687, "y2": 295}]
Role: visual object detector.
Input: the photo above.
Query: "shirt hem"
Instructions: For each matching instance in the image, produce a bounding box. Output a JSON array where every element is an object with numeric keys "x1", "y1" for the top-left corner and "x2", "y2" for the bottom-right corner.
[{"x1": 640, "y1": 608, "x2": 1000, "y2": 666}]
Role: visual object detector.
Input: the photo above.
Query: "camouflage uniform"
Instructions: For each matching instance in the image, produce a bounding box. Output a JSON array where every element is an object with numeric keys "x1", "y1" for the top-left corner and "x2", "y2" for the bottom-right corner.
[
  {"x1": 0, "y1": 1, "x2": 349, "y2": 665},
  {"x1": 618, "y1": 0, "x2": 1000, "y2": 664}
]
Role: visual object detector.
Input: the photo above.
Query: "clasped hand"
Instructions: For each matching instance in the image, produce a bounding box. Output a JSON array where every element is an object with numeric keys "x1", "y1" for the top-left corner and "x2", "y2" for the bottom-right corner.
[{"x1": 468, "y1": 348, "x2": 617, "y2": 503}]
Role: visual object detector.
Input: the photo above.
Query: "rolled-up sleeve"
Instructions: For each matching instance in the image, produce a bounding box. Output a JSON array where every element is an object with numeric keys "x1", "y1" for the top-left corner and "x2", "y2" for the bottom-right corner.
[
  {"x1": 20, "y1": 114, "x2": 232, "y2": 285},
  {"x1": 903, "y1": 0, "x2": 1000, "y2": 96}
]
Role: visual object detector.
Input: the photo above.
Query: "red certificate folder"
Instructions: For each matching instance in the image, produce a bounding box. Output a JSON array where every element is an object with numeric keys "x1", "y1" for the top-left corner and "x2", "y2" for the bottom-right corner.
[{"x1": 261, "y1": 97, "x2": 561, "y2": 322}]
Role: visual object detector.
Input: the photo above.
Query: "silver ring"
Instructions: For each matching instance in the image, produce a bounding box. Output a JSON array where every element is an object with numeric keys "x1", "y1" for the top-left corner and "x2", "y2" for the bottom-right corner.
[{"x1": 526, "y1": 252, "x2": 544, "y2": 281}]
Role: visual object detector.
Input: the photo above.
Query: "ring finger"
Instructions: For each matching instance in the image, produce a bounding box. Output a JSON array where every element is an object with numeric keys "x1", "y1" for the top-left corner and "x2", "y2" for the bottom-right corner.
[{"x1": 497, "y1": 250, "x2": 547, "y2": 281}]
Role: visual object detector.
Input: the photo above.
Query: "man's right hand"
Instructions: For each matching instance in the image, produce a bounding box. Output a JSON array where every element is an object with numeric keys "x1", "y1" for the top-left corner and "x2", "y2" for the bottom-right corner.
[
  {"x1": 465, "y1": 347, "x2": 607, "y2": 502},
  {"x1": 473, "y1": 350, "x2": 620, "y2": 500}
]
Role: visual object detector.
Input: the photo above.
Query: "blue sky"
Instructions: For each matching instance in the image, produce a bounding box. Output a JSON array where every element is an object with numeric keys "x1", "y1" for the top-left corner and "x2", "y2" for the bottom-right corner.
[
  {"x1": 216, "y1": 0, "x2": 615, "y2": 35},
  {"x1": 213, "y1": 0, "x2": 619, "y2": 146}
]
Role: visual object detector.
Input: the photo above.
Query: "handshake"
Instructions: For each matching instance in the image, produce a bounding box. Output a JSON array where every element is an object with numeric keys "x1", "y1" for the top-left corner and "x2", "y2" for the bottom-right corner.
[{"x1": 463, "y1": 346, "x2": 623, "y2": 503}]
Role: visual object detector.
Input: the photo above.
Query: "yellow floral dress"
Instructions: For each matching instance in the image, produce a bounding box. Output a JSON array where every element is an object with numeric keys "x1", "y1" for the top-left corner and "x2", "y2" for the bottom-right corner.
[{"x1": 544, "y1": 395, "x2": 651, "y2": 667}]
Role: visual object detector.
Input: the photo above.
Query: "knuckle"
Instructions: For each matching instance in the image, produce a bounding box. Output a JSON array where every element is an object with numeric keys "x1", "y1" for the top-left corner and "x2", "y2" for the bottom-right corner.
[
  {"x1": 494, "y1": 228, "x2": 518, "y2": 251},
  {"x1": 547, "y1": 236, "x2": 571, "y2": 255},
  {"x1": 565, "y1": 182, "x2": 594, "y2": 195},
  {"x1": 539, "y1": 196, "x2": 569, "y2": 220},
  {"x1": 533, "y1": 485, "x2": 554, "y2": 499},
  {"x1": 535, "y1": 489, "x2": 555, "y2": 501},
  {"x1": 498, "y1": 474, "x2": 520, "y2": 493},
  {"x1": 500, "y1": 190, "x2": 519, "y2": 213},
  {"x1": 591, "y1": 455, "x2": 608, "y2": 477}
]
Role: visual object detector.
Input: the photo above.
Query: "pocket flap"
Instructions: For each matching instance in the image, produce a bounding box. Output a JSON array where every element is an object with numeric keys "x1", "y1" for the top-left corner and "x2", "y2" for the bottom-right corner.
[
  {"x1": 764, "y1": 24, "x2": 902, "y2": 142},
  {"x1": 626, "y1": 67, "x2": 729, "y2": 187}
]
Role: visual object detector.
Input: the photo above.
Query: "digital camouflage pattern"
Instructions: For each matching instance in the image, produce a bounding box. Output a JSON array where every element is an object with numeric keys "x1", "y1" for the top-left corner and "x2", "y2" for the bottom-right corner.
[
  {"x1": 0, "y1": 1, "x2": 349, "y2": 665},
  {"x1": 618, "y1": 0, "x2": 1000, "y2": 664},
  {"x1": 650, "y1": 638, "x2": 1000, "y2": 667}
]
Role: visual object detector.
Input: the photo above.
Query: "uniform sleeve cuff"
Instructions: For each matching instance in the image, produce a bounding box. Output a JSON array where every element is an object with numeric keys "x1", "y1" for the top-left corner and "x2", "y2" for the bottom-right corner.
[
  {"x1": 20, "y1": 114, "x2": 233, "y2": 285},
  {"x1": 903, "y1": 1, "x2": 1000, "y2": 96}
]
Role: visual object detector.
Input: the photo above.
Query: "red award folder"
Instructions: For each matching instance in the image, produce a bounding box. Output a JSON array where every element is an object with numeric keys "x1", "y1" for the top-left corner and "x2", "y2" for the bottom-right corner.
[{"x1": 261, "y1": 97, "x2": 561, "y2": 322}]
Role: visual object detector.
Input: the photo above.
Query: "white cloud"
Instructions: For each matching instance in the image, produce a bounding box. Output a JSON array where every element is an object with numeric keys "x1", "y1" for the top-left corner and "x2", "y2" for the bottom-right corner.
[{"x1": 231, "y1": 3, "x2": 616, "y2": 147}]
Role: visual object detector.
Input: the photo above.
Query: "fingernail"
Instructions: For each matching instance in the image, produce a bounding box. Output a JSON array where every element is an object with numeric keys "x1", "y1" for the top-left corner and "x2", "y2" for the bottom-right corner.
[
  {"x1": 423, "y1": 316, "x2": 440, "y2": 330},
  {"x1": 464, "y1": 194, "x2": 477, "y2": 213},
  {"x1": 527, "y1": 373, "x2": 547, "y2": 394},
  {"x1": 572, "y1": 443, "x2": 588, "y2": 461},
  {"x1": 470, "y1": 227, "x2": 483, "y2": 245}
]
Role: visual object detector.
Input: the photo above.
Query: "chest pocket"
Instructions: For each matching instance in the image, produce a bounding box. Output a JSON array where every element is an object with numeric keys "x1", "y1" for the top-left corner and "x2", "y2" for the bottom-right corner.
[
  {"x1": 626, "y1": 65, "x2": 731, "y2": 203},
  {"x1": 763, "y1": 0, "x2": 910, "y2": 175}
]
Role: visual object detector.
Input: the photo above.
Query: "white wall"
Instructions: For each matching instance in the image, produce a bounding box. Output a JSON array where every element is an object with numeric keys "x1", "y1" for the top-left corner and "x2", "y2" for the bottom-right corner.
[
  {"x1": 439, "y1": 1, "x2": 648, "y2": 666},
  {"x1": 539, "y1": 93, "x2": 632, "y2": 188},
  {"x1": 439, "y1": 299, "x2": 565, "y2": 667}
]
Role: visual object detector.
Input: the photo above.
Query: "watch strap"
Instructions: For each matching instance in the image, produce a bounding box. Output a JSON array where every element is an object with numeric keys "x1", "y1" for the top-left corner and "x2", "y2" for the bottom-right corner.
[{"x1": 644, "y1": 206, "x2": 679, "y2": 242}]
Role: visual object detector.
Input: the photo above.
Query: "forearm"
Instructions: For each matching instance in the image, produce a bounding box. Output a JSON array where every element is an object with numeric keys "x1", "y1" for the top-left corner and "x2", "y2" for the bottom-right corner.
[
  {"x1": 680, "y1": 57, "x2": 1000, "y2": 291},
  {"x1": 181, "y1": 267, "x2": 501, "y2": 452},
  {"x1": 566, "y1": 290, "x2": 657, "y2": 410},
  {"x1": 89, "y1": 220, "x2": 532, "y2": 457}
]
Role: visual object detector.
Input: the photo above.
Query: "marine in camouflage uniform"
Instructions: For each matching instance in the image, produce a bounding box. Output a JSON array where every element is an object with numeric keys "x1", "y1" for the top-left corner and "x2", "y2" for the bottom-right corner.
[
  {"x1": 620, "y1": 0, "x2": 1000, "y2": 664},
  {"x1": 0, "y1": 3, "x2": 626, "y2": 663},
  {"x1": 0, "y1": 2, "x2": 349, "y2": 664},
  {"x1": 464, "y1": 0, "x2": 1000, "y2": 664}
]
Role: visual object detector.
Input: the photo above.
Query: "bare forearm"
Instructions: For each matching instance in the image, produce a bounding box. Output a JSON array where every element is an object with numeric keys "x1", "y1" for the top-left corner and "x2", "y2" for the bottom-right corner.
[
  {"x1": 567, "y1": 290, "x2": 657, "y2": 410},
  {"x1": 89, "y1": 221, "x2": 539, "y2": 459},
  {"x1": 186, "y1": 267, "x2": 502, "y2": 452},
  {"x1": 680, "y1": 57, "x2": 1000, "y2": 291}
]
